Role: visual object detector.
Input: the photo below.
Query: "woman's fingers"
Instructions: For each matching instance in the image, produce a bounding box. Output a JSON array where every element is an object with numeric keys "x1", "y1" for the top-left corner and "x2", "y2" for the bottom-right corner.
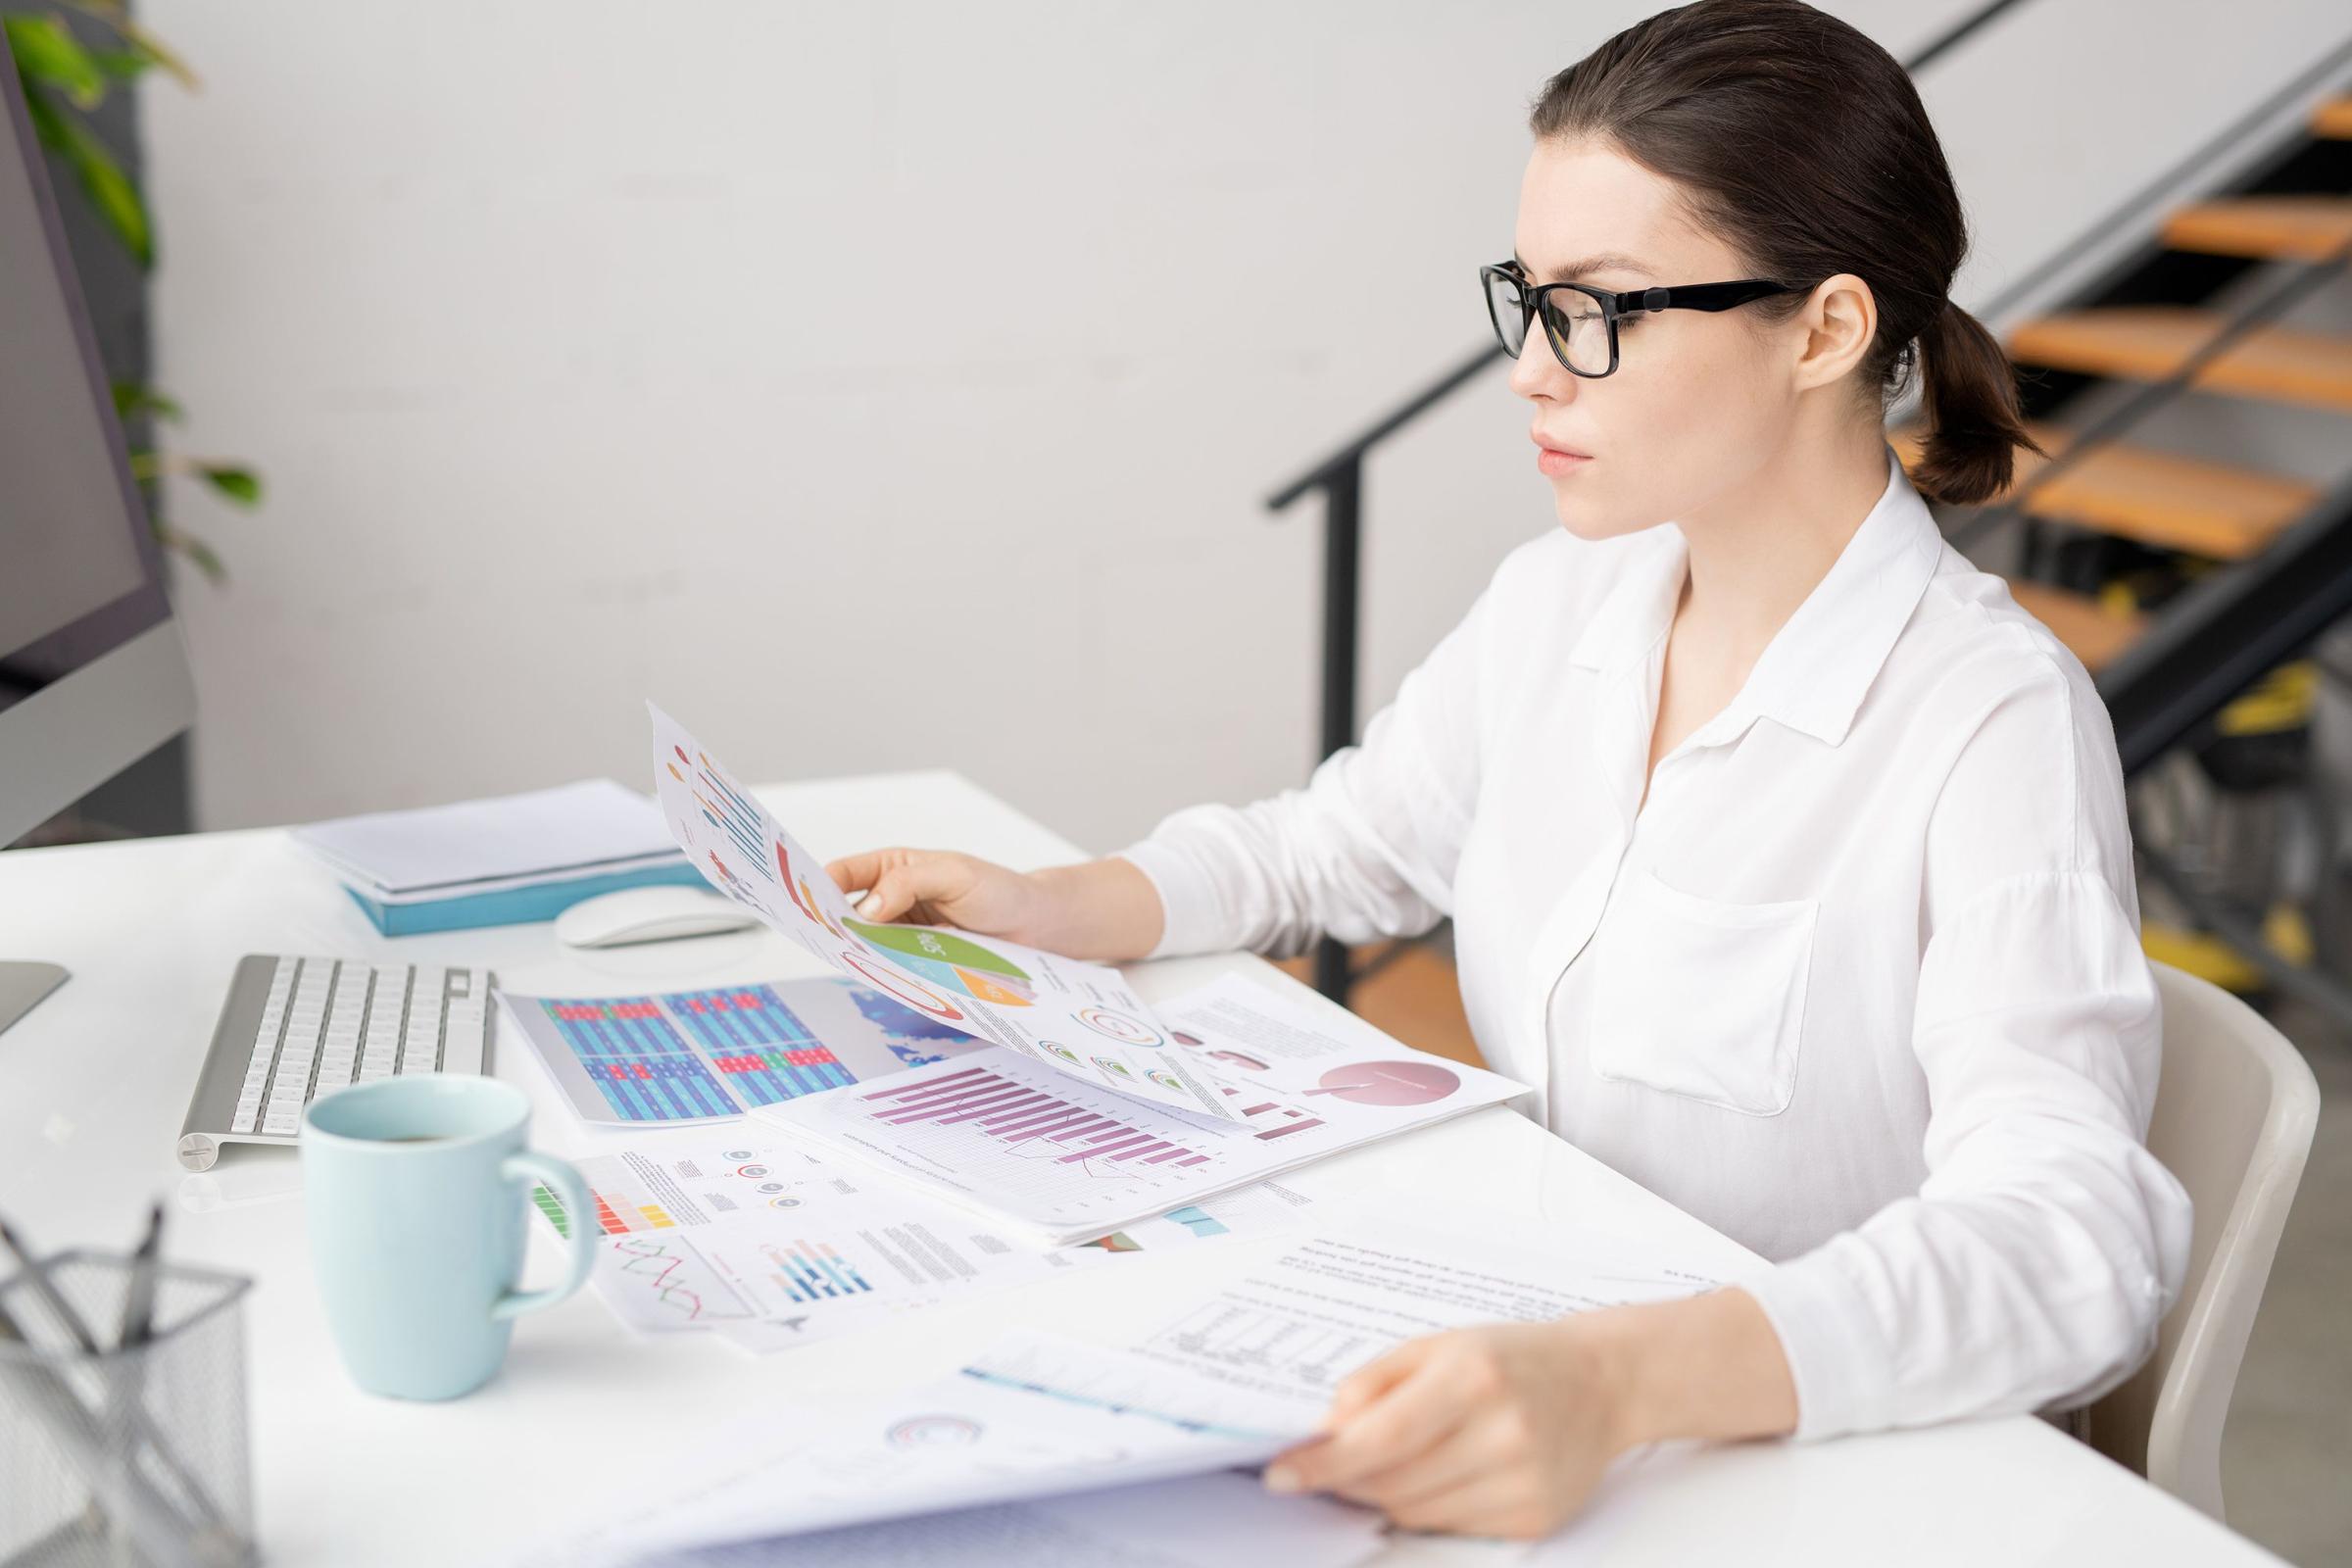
[
  {"x1": 1381, "y1": 1469, "x2": 1560, "y2": 1542},
  {"x1": 1265, "y1": 1344, "x2": 1416, "y2": 1478},
  {"x1": 824, "y1": 851, "x2": 891, "y2": 899},
  {"x1": 856, "y1": 867, "x2": 922, "y2": 921},
  {"x1": 824, "y1": 850, "x2": 942, "y2": 921},
  {"x1": 1332, "y1": 1417, "x2": 1499, "y2": 1514},
  {"x1": 1321, "y1": 1345, "x2": 1419, "y2": 1429},
  {"x1": 1266, "y1": 1353, "x2": 1467, "y2": 1495}
]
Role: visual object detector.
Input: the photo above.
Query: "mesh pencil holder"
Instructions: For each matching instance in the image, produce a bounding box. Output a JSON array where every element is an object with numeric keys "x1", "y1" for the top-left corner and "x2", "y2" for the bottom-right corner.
[{"x1": 0, "y1": 1250, "x2": 258, "y2": 1568}]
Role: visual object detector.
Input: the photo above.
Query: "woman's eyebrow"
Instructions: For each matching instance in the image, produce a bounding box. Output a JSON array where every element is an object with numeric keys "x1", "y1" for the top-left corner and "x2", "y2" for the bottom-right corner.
[{"x1": 1510, "y1": 250, "x2": 1656, "y2": 282}]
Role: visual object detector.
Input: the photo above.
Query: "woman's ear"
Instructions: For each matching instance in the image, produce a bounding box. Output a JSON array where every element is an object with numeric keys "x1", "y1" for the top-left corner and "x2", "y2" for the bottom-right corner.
[{"x1": 1792, "y1": 272, "x2": 1877, "y2": 391}]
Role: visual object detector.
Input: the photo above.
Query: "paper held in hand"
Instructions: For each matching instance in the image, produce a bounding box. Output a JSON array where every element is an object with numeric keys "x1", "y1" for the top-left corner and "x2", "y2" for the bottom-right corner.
[{"x1": 648, "y1": 703, "x2": 1234, "y2": 1122}]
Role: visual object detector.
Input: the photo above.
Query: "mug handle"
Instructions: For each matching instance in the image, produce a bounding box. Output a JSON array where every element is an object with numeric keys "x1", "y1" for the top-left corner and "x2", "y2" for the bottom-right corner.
[{"x1": 493, "y1": 1151, "x2": 599, "y2": 1321}]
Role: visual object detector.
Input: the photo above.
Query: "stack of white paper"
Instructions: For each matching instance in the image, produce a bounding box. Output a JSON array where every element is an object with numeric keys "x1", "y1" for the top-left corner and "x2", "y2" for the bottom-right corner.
[
  {"x1": 293, "y1": 778, "x2": 685, "y2": 904},
  {"x1": 528, "y1": 1213, "x2": 1736, "y2": 1565}
]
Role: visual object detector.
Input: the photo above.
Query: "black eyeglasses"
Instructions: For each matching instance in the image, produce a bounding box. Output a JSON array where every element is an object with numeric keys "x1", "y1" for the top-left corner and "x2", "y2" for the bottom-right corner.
[{"x1": 1480, "y1": 262, "x2": 1809, "y2": 378}]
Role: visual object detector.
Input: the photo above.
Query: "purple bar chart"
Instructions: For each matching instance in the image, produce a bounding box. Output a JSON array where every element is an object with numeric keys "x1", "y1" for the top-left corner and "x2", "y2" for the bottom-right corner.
[{"x1": 858, "y1": 1066, "x2": 1216, "y2": 1170}]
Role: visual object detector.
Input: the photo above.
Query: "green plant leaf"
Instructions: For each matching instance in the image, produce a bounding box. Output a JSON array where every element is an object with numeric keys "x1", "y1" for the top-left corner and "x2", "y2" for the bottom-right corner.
[
  {"x1": 152, "y1": 520, "x2": 225, "y2": 584},
  {"x1": 56, "y1": 1, "x2": 199, "y2": 88},
  {"x1": 6, "y1": 15, "x2": 108, "y2": 108},
  {"x1": 19, "y1": 81, "x2": 152, "y2": 266},
  {"x1": 112, "y1": 382, "x2": 182, "y2": 422},
  {"x1": 87, "y1": 46, "x2": 157, "y2": 81},
  {"x1": 197, "y1": 465, "x2": 262, "y2": 507}
]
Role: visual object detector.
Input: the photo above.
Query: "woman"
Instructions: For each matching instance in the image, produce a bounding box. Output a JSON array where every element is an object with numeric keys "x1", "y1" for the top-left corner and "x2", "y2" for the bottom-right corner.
[{"x1": 826, "y1": 0, "x2": 2192, "y2": 1541}]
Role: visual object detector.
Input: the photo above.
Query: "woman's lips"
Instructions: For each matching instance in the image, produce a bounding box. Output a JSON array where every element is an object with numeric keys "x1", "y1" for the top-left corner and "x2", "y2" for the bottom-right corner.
[{"x1": 1536, "y1": 446, "x2": 1592, "y2": 476}]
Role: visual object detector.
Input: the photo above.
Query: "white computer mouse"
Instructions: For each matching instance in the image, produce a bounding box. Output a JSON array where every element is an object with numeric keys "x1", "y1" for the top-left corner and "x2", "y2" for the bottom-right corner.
[{"x1": 554, "y1": 885, "x2": 761, "y2": 949}]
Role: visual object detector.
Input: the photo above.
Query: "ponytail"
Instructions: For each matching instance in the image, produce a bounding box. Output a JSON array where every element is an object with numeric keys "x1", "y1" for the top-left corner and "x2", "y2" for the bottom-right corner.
[{"x1": 1907, "y1": 299, "x2": 2048, "y2": 508}]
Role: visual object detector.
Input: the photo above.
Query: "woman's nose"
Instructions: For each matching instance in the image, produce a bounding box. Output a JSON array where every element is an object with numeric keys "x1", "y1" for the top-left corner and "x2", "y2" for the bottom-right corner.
[{"x1": 1508, "y1": 333, "x2": 1576, "y2": 403}]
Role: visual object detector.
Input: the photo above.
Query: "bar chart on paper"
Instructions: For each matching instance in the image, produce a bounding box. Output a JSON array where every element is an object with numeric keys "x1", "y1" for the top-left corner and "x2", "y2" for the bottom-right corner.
[
  {"x1": 760, "y1": 1052, "x2": 1271, "y2": 1238},
  {"x1": 590, "y1": 1215, "x2": 906, "y2": 1330},
  {"x1": 771, "y1": 1238, "x2": 874, "y2": 1303},
  {"x1": 861, "y1": 1065, "x2": 1219, "y2": 1173},
  {"x1": 505, "y1": 975, "x2": 987, "y2": 1126}
]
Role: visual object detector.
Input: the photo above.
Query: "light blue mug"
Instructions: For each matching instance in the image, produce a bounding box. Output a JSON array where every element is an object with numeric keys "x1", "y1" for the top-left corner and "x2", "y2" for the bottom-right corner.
[{"x1": 301, "y1": 1075, "x2": 595, "y2": 1400}]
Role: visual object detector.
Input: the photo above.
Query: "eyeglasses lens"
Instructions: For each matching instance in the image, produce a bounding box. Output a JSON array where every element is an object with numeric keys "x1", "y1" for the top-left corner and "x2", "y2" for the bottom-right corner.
[{"x1": 1484, "y1": 270, "x2": 1611, "y2": 374}]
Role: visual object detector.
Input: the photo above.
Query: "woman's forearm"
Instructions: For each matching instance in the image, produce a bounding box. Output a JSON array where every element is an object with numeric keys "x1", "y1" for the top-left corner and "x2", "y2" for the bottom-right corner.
[
  {"x1": 1024, "y1": 857, "x2": 1167, "y2": 962},
  {"x1": 1594, "y1": 1287, "x2": 1799, "y2": 1451}
]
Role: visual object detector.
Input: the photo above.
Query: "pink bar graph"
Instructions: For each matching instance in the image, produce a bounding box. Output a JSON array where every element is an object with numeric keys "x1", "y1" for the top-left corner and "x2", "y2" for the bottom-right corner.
[{"x1": 857, "y1": 1066, "x2": 1212, "y2": 1169}]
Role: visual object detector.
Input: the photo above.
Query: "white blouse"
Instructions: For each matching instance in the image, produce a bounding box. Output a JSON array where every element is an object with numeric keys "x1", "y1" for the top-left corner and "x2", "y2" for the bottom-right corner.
[{"x1": 1113, "y1": 441, "x2": 2193, "y2": 1443}]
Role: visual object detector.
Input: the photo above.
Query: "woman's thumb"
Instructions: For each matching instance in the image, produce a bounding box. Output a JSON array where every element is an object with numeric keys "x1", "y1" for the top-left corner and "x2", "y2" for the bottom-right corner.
[{"x1": 853, "y1": 873, "x2": 904, "y2": 921}]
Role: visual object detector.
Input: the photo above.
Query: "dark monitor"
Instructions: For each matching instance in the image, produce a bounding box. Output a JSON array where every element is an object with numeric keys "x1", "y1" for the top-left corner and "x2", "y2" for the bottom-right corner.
[{"x1": 0, "y1": 29, "x2": 198, "y2": 1032}]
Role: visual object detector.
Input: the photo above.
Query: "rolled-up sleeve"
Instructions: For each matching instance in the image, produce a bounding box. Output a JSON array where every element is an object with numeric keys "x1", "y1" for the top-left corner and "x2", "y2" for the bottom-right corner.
[
  {"x1": 1742, "y1": 662, "x2": 2194, "y2": 1441},
  {"x1": 1111, "y1": 546, "x2": 1515, "y2": 961}
]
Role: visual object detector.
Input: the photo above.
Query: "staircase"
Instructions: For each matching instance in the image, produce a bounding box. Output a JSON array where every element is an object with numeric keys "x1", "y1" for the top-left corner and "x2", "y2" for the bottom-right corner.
[{"x1": 1889, "y1": 92, "x2": 2352, "y2": 689}]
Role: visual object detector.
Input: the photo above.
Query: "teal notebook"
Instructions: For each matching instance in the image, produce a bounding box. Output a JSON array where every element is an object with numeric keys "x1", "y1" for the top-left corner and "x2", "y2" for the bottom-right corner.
[{"x1": 345, "y1": 859, "x2": 710, "y2": 937}]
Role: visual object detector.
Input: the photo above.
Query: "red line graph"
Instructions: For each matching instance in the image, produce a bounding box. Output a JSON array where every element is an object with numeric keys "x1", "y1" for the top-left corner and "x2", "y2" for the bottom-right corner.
[{"x1": 611, "y1": 1236, "x2": 754, "y2": 1322}]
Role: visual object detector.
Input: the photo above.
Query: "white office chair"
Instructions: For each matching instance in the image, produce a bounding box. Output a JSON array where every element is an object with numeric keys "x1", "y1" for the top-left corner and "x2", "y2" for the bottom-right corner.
[{"x1": 2082, "y1": 958, "x2": 2321, "y2": 1523}]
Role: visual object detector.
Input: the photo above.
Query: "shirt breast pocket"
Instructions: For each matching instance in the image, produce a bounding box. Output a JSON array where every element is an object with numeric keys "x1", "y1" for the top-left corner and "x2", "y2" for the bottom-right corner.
[{"x1": 1588, "y1": 864, "x2": 1818, "y2": 1116}]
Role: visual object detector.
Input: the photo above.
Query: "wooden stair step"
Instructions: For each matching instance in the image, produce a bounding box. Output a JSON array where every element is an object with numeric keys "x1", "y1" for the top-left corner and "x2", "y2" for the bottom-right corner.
[
  {"x1": 1889, "y1": 421, "x2": 2316, "y2": 559},
  {"x1": 2006, "y1": 306, "x2": 2352, "y2": 414},
  {"x1": 2161, "y1": 195, "x2": 2352, "y2": 262},
  {"x1": 2314, "y1": 97, "x2": 2352, "y2": 139},
  {"x1": 2005, "y1": 579, "x2": 2145, "y2": 672}
]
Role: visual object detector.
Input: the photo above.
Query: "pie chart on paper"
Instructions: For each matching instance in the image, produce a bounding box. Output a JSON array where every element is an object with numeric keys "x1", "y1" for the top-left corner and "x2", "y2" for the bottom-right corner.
[
  {"x1": 843, "y1": 919, "x2": 1039, "y2": 1007},
  {"x1": 1306, "y1": 1060, "x2": 1460, "y2": 1107}
]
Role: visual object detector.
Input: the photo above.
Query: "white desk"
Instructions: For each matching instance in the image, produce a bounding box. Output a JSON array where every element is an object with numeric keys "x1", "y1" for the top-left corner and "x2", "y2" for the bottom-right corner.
[{"x1": 0, "y1": 771, "x2": 2281, "y2": 1566}]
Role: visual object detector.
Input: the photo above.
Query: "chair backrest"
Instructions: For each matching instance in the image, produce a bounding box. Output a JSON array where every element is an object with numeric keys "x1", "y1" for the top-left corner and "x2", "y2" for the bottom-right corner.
[{"x1": 2085, "y1": 959, "x2": 2320, "y2": 1522}]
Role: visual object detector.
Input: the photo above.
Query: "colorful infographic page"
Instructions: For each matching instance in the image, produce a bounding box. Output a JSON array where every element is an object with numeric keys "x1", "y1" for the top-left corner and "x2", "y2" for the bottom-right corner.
[
  {"x1": 527, "y1": 1134, "x2": 1083, "y2": 1344},
  {"x1": 500, "y1": 974, "x2": 985, "y2": 1126},
  {"x1": 522, "y1": 1130, "x2": 1309, "y2": 1352},
  {"x1": 648, "y1": 704, "x2": 1232, "y2": 1122},
  {"x1": 753, "y1": 971, "x2": 1529, "y2": 1245}
]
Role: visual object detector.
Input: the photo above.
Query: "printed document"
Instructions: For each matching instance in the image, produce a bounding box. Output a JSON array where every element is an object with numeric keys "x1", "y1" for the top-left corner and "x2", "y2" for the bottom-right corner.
[
  {"x1": 618, "y1": 1471, "x2": 1383, "y2": 1568},
  {"x1": 748, "y1": 971, "x2": 1527, "y2": 1245},
  {"x1": 650, "y1": 705, "x2": 1232, "y2": 1121},
  {"x1": 527, "y1": 1216, "x2": 1727, "y2": 1563},
  {"x1": 523, "y1": 1128, "x2": 1311, "y2": 1350}
]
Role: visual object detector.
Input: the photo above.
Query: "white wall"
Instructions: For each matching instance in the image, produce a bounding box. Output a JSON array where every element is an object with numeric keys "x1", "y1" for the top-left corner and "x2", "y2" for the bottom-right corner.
[{"x1": 138, "y1": 0, "x2": 2352, "y2": 855}]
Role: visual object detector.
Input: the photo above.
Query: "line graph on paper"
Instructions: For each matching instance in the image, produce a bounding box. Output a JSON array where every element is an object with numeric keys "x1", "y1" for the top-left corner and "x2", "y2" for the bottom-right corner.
[{"x1": 605, "y1": 1234, "x2": 762, "y2": 1324}]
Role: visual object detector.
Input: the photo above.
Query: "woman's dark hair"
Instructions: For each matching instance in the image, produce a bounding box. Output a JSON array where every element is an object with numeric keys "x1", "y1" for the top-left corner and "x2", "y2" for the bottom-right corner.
[{"x1": 1529, "y1": 0, "x2": 2043, "y2": 506}]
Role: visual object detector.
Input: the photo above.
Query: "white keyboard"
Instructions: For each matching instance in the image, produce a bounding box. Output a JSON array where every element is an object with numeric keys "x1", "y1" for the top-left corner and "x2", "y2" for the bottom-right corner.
[{"x1": 176, "y1": 956, "x2": 493, "y2": 1170}]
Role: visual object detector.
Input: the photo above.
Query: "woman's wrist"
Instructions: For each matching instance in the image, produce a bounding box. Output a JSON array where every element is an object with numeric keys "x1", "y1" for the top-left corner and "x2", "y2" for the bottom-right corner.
[
  {"x1": 1026, "y1": 857, "x2": 1166, "y2": 961},
  {"x1": 1569, "y1": 1287, "x2": 1800, "y2": 1453}
]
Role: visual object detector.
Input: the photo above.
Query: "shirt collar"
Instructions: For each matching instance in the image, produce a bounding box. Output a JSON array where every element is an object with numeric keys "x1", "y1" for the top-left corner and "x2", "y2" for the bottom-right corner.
[{"x1": 1565, "y1": 441, "x2": 1944, "y2": 749}]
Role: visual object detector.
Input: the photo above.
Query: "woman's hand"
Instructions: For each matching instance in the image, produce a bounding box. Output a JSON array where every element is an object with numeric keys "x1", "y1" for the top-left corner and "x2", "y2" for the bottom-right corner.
[
  {"x1": 1261, "y1": 1319, "x2": 1635, "y2": 1540},
  {"x1": 825, "y1": 848, "x2": 1044, "y2": 940},
  {"x1": 823, "y1": 849, "x2": 1168, "y2": 962},
  {"x1": 1262, "y1": 1289, "x2": 1798, "y2": 1541}
]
